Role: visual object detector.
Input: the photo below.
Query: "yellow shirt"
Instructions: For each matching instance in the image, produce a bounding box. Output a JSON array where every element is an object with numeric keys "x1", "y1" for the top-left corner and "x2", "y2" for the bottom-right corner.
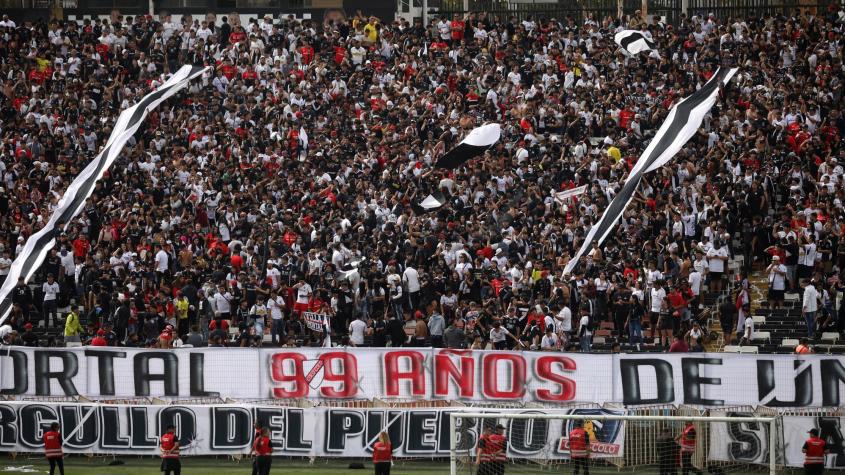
[
  {"x1": 175, "y1": 298, "x2": 189, "y2": 320},
  {"x1": 363, "y1": 23, "x2": 378, "y2": 43},
  {"x1": 607, "y1": 146, "x2": 621, "y2": 163},
  {"x1": 64, "y1": 311, "x2": 83, "y2": 336}
]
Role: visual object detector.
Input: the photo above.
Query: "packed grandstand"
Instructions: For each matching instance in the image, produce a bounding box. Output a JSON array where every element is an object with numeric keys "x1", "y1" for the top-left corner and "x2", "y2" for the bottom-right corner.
[
  {"x1": 0, "y1": 5, "x2": 844, "y2": 473},
  {"x1": 1, "y1": 7, "x2": 844, "y2": 355}
]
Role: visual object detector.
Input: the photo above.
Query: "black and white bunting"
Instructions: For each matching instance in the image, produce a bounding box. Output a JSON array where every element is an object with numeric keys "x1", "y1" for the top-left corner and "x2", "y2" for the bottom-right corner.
[
  {"x1": 0, "y1": 65, "x2": 209, "y2": 322},
  {"x1": 614, "y1": 30, "x2": 657, "y2": 55},
  {"x1": 435, "y1": 123, "x2": 501, "y2": 169},
  {"x1": 564, "y1": 67, "x2": 738, "y2": 275}
]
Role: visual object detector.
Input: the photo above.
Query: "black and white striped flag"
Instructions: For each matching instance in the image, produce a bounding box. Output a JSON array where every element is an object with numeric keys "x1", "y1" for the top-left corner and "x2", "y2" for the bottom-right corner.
[
  {"x1": 614, "y1": 30, "x2": 657, "y2": 55},
  {"x1": 0, "y1": 65, "x2": 209, "y2": 322},
  {"x1": 563, "y1": 67, "x2": 738, "y2": 275},
  {"x1": 435, "y1": 123, "x2": 501, "y2": 169}
]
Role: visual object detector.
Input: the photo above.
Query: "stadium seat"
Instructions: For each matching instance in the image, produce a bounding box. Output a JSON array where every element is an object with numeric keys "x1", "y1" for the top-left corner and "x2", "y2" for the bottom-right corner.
[
  {"x1": 752, "y1": 331, "x2": 771, "y2": 343},
  {"x1": 738, "y1": 346, "x2": 759, "y2": 354},
  {"x1": 723, "y1": 345, "x2": 741, "y2": 353},
  {"x1": 821, "y1": 332, "x2": 840, "y2": 344}
]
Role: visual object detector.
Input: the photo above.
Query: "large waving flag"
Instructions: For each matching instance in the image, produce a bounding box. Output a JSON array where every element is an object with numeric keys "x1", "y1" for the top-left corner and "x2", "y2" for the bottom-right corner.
[
  {"x1": 435, "y1": 123, "x2": 501, "y2": 169},
  {"x1": 614, "y1": 30, "x2": 657, "y2": 55},
  {"x1": 0, "y1": 65, "x2": 209, "y2": 323},
  {"x1": 563, "y1": 67, "x2": 738, "y2": 275}
]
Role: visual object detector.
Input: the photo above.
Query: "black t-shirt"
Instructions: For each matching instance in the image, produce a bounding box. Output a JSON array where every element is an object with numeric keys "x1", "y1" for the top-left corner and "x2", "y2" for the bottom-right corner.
[
  {"x1": 502, "y1": 316, "x2": 519, "y2": 335},
  {"x1": 785, "y1": 243, "x2": 799, "y2": 266},
  {"x1": 718, "y1": 302, "x2": 735, "y2": 328}
]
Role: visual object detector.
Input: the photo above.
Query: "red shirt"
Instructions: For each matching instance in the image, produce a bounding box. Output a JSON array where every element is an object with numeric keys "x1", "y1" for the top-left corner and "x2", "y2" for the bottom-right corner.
[
  {"x1": 72, "y1": 238, "x2": 90, "y2": 258},
  {"x1": 668, "y1": 340, "x2": 689, "y2": 353},
  {"x1": 229, "y1": 31, "x2": 246, "y2": 44},
  {"x1": 372, "y1": 441, "x2": 392, "y2": 462},
  {"x1": 619, "y1": 109, "x2": 635, "y2": 129},
  {"x1": 242, "y1": 69, "x2": 258, "y2": 82},
  {"x1": 333, "y1": 46, "x2": 345, "y2": 65},
  {"x1": 220, "y1": 64, "x2": 237, "y2": 80},
  {"x1": 299, "y1": 46, "x2": 315, "y2": 64},
  {"x1": 526, "y1": 311, "x2": 545, "y2": 333},
  {"x1": 667, "y1": 291, "x2": 687, "y2": 312},
  {"x1": 160, "y1": 432, "x2": 179, "y2": 458},
  {"x1": 90, "y1": 336, "x2": 107, "y2": 346},
  {"x1": 450, "y1": 20, "x2": 465, "y2": 40},
  {"x1": 230, "y1": 254, "x2": 244, "y2": 271},
  {"x1": 253, "y1": 435, "x2": 273, "y2": 455}
]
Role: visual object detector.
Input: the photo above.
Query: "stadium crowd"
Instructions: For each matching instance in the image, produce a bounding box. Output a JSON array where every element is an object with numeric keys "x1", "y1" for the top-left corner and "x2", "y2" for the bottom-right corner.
[{"x1": 0, "y1": 6, "x2": 844, "y2": 353}]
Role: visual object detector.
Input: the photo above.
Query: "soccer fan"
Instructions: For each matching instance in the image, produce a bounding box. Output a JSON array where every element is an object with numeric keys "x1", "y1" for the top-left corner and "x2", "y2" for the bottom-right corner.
[{"x1": 0, "y1": 5, "x2": 841, "y2": 355}]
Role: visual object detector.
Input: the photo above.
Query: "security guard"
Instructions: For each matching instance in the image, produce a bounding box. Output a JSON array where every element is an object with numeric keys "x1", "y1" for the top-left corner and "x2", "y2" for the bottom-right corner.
[
  {"x1": 160, "y1": 424, "x2": 180, "y2": 475},
  {"x1": 803, "y1": 428, "x2": 828, "y2": 475},
  {"x1": 676, "y1": 421, "x2": 701, "y2": 475},
  {"x1": 43, "y1": 422, "x2": 64, "y2": 475},
  {"x1": 569, "y1": 421, "x2": 591, "y2": 475}
]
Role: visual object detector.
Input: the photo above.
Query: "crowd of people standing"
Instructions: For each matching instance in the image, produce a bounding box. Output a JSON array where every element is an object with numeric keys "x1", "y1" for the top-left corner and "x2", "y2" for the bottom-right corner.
[{"x1": 0, "y1": 4, "x2": 843, "y2": 353}]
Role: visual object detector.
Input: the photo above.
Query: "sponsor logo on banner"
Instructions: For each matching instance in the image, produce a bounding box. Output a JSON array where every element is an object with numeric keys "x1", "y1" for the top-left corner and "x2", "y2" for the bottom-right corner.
[
  {"x1": 1, "y1": 347, "x2": 845, "y2": 407},
  {"x1": 557, "y1": 409, "x2": 625, "y2": 458}
]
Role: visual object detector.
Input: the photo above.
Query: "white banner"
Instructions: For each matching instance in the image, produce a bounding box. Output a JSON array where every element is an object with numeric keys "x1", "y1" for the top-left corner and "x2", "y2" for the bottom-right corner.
[
  {"x1": 0, "y1": 402, "x2": 624, "y2": 457},
  {"x1": 303, "y1": 312, "x2": 329, "y2": 333},
  {"x1": 0, "y1": 347, "x2": 844, "y2": 407},
  {"x1": 780, "y1": 416, "x2": 845, "y2": 469},
  {"x1": 710, "y1": 413, "x2": 845, "y2": 468}
]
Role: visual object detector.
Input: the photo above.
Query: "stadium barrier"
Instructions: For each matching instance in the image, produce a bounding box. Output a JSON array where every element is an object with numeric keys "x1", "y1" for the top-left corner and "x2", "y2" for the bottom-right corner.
[
  {"x1": 2, "y1": 346, "x2": 845, "y2": 407},
  {"x1": 0, "y1": 400, "x2": 842, "y2": 470}
]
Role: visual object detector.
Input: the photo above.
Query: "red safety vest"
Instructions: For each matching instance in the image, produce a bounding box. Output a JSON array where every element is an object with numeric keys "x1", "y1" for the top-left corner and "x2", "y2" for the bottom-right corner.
[
  {"x1": 568, "y1": 428, "x2": 589, "y2": 459},
  {"x1": 804, "y1": 436, "x2": 826, "y2": 465},
  {"x1": 478, "y1": 434, "x2": 507, "y2": 462},
  {"x1": 160, "y1": 432, "x2": 179, "y2": 459},
  {"x1": 43, "y1": 430, "x2": 62, "y2": 459},
  {"x1": 680, "y1": 425, "x2": 696, "y2": 453},
  {"x1": 372, "y1": 441, "x2": 392, "y2": 463},
  {"x1": 253, "y1": 435, "x2": 273, "y2": 456}
]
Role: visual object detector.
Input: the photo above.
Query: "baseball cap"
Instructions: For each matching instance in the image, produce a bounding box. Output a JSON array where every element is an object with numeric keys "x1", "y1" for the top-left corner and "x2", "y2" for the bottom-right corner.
[{"x1": 808, "y1": 428, "x2": 819, "y2": 436}]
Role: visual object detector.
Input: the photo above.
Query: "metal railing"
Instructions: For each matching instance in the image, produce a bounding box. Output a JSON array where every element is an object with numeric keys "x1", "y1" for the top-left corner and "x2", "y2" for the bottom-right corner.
[{"x1": 433, "y1": 0, "x2": 835, "y2": 24}]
